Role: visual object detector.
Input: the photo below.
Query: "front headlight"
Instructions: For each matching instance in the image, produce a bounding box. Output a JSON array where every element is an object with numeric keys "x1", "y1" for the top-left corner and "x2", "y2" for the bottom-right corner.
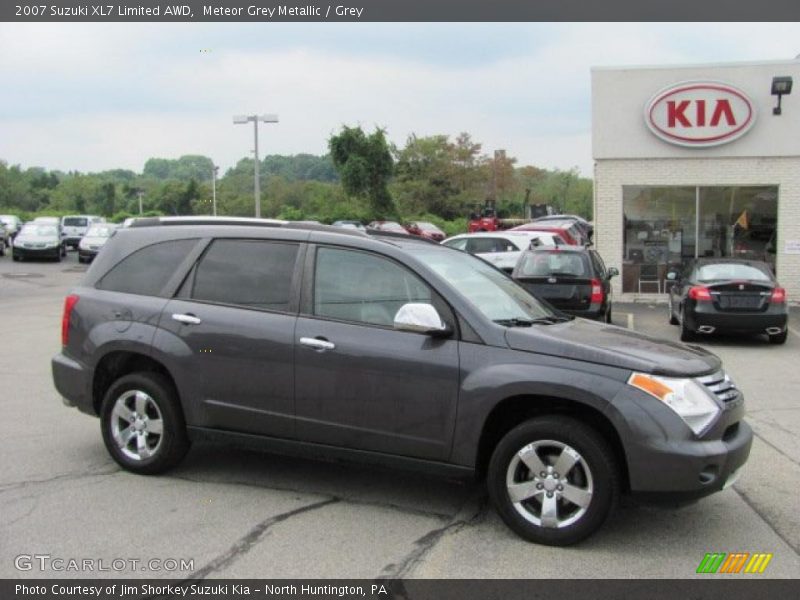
[{"x1": 628, "y1": 373, "x2": 721, "y2": 436}]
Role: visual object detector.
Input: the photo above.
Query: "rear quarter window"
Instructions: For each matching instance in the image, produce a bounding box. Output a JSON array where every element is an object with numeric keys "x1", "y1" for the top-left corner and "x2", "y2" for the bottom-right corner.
[{"x1": 97, "y1": 239, "x2": 198, "y2": 297}]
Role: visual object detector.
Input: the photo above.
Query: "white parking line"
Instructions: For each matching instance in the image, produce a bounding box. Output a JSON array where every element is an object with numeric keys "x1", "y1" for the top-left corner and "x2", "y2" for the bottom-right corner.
[
  {"x1": 789, "y1": 327, "x2": 800, "y2": 339},
  {"x1": 616, "y1": 312, "x2": 635, "y2": 330}
]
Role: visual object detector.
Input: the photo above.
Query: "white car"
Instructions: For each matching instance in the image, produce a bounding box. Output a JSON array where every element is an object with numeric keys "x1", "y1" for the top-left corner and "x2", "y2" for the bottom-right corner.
[
  {"x1": 441, "y1": 231, "x2": 560, "y2": 272},
  {"x1": 60, "y1": 215, "x2": 106, "y2": 249}
]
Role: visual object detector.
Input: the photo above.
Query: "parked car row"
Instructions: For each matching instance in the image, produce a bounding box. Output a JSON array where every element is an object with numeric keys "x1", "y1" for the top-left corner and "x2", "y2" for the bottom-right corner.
[
  {"x1": 364, "y1": 220, "x2": 447, "y2": 241},
  {"x1": 0, "y1": 214, "x2": 115, "y2": 263}
]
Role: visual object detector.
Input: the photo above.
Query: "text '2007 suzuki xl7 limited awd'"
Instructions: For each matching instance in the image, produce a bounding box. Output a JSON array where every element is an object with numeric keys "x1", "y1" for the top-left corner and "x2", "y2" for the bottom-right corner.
[{"x1": 52, "y1": 219, "x2": 752, "y2": 545}]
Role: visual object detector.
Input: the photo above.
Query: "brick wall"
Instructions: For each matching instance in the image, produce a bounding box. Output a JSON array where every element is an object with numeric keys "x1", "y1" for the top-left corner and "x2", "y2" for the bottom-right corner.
[{"x1": 594, "y1": 157, "x2": 800, "y2": 302}]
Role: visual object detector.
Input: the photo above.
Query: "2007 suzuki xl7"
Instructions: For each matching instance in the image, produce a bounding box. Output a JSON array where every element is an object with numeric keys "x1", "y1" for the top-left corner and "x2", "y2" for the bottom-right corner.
[{"x1": 52, "y1": 218, "x2": 752, "y2": 545}]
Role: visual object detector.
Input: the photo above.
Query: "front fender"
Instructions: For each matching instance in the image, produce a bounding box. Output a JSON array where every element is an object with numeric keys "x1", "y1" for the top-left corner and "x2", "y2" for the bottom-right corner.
[{"x1": 450, "y1": 343, "x2": 628, "y2": 466}]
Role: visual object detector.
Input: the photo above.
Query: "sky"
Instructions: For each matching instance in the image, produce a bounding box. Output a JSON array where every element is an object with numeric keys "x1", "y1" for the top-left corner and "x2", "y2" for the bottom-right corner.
[{"x1": 1, "y1": 22, "x2": 799, "y2": 177}]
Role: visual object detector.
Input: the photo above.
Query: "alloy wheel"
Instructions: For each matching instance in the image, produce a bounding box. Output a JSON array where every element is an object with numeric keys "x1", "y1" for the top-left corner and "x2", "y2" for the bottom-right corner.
[
  {"x1": 505, "y1": 440, "x2": 594, "y2": 529},
  {"x1": 110, "y1": 390, "x2": 164, "y2": 461}
]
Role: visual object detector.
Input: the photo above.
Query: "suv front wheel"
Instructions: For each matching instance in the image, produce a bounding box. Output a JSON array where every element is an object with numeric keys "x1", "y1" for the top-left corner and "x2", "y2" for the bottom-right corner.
[
  {"x1": 100, "y1": 372, "x2": 190, "y2": 474},
  {"x1": 488, "y1": 416, "x2": 618, "y2": 546}
]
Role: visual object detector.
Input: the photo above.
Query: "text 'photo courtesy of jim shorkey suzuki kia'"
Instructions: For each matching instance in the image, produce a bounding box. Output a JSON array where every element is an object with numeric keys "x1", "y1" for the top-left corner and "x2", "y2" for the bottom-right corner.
[{"x1": 52, "y1": 218, "x2": 753, "y2": 546}]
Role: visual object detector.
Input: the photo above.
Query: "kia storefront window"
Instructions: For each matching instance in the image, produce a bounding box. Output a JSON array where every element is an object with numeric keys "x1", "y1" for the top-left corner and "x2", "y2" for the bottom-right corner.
[
  {"x1": 698, "y1": 187, "x2": 777, "y2": 274},
  {"x1": 623, "y1": 185, "x2": 779, "y2": 293},
  {"x1": 623, "y1": 186, "x2": 696, "y2": 294}
]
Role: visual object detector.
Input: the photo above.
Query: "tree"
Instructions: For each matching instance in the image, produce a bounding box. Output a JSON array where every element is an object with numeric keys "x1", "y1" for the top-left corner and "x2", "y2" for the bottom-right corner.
[{"x1": 328, "y1": 126, "x2": 396, "y2": 219}]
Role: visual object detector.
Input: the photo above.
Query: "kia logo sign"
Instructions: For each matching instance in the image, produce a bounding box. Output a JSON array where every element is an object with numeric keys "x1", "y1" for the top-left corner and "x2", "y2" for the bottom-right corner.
[{"x1": 645, "y1": 81, "x2": 756, "y2": 147}]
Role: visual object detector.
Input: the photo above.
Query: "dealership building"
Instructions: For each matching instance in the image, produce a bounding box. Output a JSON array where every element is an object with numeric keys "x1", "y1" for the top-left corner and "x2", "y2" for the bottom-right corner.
[{"x1": 592, "y1": 59, "x2": 799, "y2": 301}]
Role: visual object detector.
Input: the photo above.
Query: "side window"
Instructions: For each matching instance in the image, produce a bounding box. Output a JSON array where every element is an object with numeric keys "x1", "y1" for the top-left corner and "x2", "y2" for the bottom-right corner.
[
  {"x1": 314, "y1": 247, "x2": 432, "y2": 327},
  {"x1": 97, "y1": 239, "x2": 198, "y2": 297},
  {"x1": 591, "y1": 251, "x2": 607, "y2": 278},
  {"x1": 499, "y1": 238, "x2": 520, "y2": 252},
  {"x1": 190, "y1": 240, "x2": 298, "y2": 311},
  {"x1": 466, "y1": 237, "x2": 501, "y2": 254},
  {"x1": 443, "y1": 238, "x2": 468, "y2": 251}
]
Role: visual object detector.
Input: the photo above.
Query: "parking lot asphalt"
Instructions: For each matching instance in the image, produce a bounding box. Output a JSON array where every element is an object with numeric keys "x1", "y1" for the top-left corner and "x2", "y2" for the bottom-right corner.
[{"x1": 1, "y1": 253, "x2": 799, "y2": 579}]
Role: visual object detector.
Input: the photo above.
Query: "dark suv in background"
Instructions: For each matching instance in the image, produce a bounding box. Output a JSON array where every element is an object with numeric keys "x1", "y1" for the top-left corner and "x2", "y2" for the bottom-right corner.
[
  {"x1": 52, "y1": 219, "x2": 752, "y2": 546},
  {"x1": 512, "y1": 246, "x2": 617, "y2": 322}
]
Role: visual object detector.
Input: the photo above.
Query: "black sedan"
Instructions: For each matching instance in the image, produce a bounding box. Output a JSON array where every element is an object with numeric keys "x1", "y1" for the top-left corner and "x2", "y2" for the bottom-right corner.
[
  {"x1": 512, "y1": 246, "x2": 617, "y2": 321},
  {"x1": 667, "y1": 258, "x2": 787, "y2": 344}
]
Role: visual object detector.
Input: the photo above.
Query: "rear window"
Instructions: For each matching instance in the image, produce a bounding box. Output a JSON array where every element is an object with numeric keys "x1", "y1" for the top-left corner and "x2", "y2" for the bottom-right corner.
[
  {"x1": 696, "y1": 263, "x2": 772, "y2": 282},
  {"x1": 97, "y1": 239, "x2": 198, "y2": 296},
  {"x1": 517, "y1": 252, "x2": 591, "y2": 278},
  {"x1": 63, "y1": 217, "x2": 88, "y2": 227}
]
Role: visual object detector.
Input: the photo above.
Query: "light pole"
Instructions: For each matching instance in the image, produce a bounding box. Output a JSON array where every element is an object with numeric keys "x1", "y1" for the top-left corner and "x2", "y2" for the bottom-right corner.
[
  {"x1": 233, "y1": 114, "x2": 279, "y2": 218},
  {"x1": 212, "y1": 164, "x2": 219, "y2": 216},
  {"x1": 137, "y1": 190, "x2": 144, "y2": 215}
]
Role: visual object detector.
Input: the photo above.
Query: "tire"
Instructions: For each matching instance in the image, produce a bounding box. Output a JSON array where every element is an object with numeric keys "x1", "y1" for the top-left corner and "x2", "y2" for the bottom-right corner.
[
  {"x1": 100, "y1": 372, "x2": 190, "y2": 475},
  {"x1": 604, "y1": 306, "x2": 612, "y2": 324},
  {"x1": 0, "y1": 242, "x2": 5, "y2": 257},
  {"x1": 77, "y1": 256, "x2": 85, "y2": 264},
  {"x1": 487, "y1": 416, "x2": 619, "y2": 546},
  {"x1": 679, "y1": 305, "x2": 694, "y2": 342},
  {"x1": 668, "y1": 296, "x2": 679, "y2": 325},
  {"x1": 769, "y1": 330, "x2": 788, "y2": 345}
]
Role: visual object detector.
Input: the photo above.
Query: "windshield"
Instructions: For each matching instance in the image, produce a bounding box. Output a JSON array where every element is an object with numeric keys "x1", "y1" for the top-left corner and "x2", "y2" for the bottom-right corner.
[
  {"x1": 380, "y1": 222, "x2": 406, "y2": 231},
  {"x1": 63, "y1": 217, "x2": 88, "y2": 227},
  {"x1": 517, "y1": 251, "x2": 590, "y2": 278},
  {"x1": 20, "y1": 225, "x2": 57, "y2": 237},
  {"x1": 697, "y1": 263, "x2": 772, "y2": 282},
  {"x1": 417, "y1": 222, "x2": 440, "y2": 232},
  {"x1": 411, "y1": 247, "x2": 554, "y2": 323},
  {"x1": 86, "y1": 225, "x2": 115, "y2": 237}
]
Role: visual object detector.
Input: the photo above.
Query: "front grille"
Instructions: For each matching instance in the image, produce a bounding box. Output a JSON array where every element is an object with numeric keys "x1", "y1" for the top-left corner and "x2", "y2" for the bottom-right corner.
[
  {"x1": 24, "y1": 242, "x2": 46, "y2": 248},
  {"x1": 697, "y1": 370, "x2": 739, "y2": 404}
]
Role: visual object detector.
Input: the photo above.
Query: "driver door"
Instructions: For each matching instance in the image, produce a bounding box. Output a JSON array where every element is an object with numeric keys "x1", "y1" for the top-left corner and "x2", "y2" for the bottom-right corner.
[{"x1": 294, "y1": 246, "x2": 461, "y2": 461}]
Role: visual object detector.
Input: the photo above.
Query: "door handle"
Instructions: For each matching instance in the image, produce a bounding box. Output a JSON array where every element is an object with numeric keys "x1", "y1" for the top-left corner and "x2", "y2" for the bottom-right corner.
[
  {"x1": 172, "y1": 313, "x2": 202, "y2": 325},
  {"x1": 299, "y1": 337, "x2": 335, "y2": 351}
]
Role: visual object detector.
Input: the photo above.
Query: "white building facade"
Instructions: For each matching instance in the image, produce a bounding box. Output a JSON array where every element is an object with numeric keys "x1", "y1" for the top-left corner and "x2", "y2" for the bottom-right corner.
[{"x1": 592, "y1": 59, "x2": 799, "y2": 301}]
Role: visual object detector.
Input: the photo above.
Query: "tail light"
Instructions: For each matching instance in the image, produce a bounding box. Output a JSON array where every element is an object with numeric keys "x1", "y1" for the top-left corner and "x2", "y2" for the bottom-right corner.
[
  {"x1": 61, "y1": 294, "x2": 79, "y2": 346},
  {"x1": 590, "y1": 278, "x2": 604, "y2": 304},
  {"x1": 688, "y1": 286, "x2": 712, "y2": 301},
  {"x1": 771, "y1": 287, "x2": 786, "y2": 304}
]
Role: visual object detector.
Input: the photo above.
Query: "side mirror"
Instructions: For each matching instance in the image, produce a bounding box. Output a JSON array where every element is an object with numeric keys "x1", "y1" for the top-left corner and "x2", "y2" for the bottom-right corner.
[
  {"x1": 666, "y1": 271, "x2": 678, "y2": 281},
  {"x1": 394, "y1": 303, "x2": 451, "y2": 336},
  {"x1": 608, "y1": 267, "x2": 619, "y2": 278}
]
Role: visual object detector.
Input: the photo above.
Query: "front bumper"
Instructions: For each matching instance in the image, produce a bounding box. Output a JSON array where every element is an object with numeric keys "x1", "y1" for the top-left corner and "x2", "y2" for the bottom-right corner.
[
  {"x1": 13, "y1": 246, "x2": 61, "y2": 259},
  {"x1": 78, "y1": 248, "x2": 98, "y2": 261},
  {"x1": 52, "y1": 352, "x2": 96, "y2": 416},
  {"x1": 63, "y1": 236, "x2": 82, "y2": 247},
  {"x1": 606, "y1": 384, "x2": 752, "y2": 500}
]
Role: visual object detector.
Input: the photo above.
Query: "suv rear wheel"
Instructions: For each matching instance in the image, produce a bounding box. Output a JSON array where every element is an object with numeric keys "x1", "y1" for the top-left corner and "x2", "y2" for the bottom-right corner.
[
  {"x1": 488, "y1": 416, "x2": 618, "y2": 546},
  {"x1": 100, "y1": 372, "x2": 190, "y2": 474}
]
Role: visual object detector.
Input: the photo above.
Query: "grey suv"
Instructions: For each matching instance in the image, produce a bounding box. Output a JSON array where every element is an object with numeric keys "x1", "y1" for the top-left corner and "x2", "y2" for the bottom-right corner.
[{"x1": 52, "y1": 220, "x2": 752, "y2": 545}]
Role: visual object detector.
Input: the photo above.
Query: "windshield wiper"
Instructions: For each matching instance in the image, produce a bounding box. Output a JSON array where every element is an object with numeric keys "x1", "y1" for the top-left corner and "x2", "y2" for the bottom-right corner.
[
  {"x1": 493, "y1": 317, "x2": 536, "y2": 327},
  {"x1": 493, "y1": 315, "x2": 573, "y2": 327}
]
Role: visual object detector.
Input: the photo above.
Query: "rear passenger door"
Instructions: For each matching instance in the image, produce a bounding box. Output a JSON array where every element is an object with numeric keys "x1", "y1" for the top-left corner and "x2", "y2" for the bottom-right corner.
[
  {"x1": 156, "y1": 239, "x2": 303, "y2": 438},
  {"x1": 294, "y1": 246, "x2": 460, "y2": 460}
]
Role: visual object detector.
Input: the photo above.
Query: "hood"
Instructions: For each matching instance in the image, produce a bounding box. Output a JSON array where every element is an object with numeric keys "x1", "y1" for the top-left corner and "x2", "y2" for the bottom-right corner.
[
  {"x1": 16, "y1": 233, "x2": 59, "y2": 243},
  {"x1": 505, "y1": 318, "x2": 720, "y2": 377},
  {"x1": 80, "y1": 236, "x2": 109, "y2": 247}
]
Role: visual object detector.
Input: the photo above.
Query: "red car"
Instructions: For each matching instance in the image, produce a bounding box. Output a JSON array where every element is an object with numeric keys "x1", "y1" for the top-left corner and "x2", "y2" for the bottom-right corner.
[
  {"x1": 510, "y1": 220, "x2": 585, "y2": 245},
  {"x1": 405, "y1": 221, "x2": 446, "y2": 241}
]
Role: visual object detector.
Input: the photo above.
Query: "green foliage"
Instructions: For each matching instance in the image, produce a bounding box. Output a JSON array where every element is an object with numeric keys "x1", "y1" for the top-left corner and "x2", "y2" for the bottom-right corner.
[
  {"x1": 329, "y1": 126, "x2": 396, "y2": 219},
  {"x1": 0, "y1": 138, "x2": 593, "y2": 234}
]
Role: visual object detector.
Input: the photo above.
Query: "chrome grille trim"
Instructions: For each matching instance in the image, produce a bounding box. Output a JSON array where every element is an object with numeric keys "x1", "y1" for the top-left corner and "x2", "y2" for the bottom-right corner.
[{"x1": 697, "y1": 370, "x2": 739, "y2": 404}]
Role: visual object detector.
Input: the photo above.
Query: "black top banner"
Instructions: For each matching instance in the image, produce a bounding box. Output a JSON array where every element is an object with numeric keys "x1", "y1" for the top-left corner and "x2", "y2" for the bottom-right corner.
[{"x1": 3, "y1": 0, "x2": 800, "y2": 22}]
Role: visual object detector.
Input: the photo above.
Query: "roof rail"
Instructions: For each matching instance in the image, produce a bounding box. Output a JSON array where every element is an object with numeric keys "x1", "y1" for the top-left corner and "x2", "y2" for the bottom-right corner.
[
  {"x1": 365, "y1": 228, "x2": 442, "y2": 245},
  {"x1": 128, "y1": 216, "x2": 288, "y2": 228}
]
